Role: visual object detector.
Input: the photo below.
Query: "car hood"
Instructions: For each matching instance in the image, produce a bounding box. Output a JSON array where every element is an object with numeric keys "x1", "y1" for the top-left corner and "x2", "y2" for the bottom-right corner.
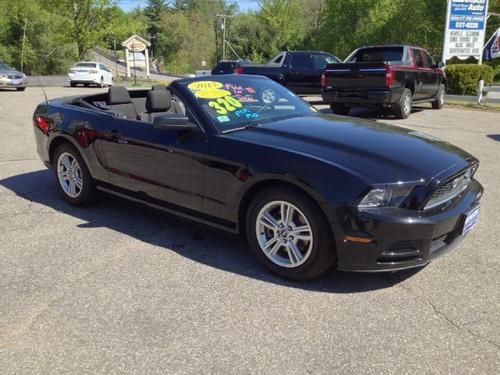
[
  {"x1": 0, "y1": 69, "x2": 23, "y2": 75},
  {"x1": 226, "y1": 114, "x2": 474, "y2": 184}
]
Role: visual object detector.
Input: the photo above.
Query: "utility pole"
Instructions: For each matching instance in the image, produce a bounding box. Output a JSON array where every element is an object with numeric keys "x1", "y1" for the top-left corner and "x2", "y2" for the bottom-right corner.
[
  {"x1": 216, "y1": 14, "x2": 233, "y2": 60},
  {"x1": 20, "y1": 18, "x2": 27, "y2": 73}
]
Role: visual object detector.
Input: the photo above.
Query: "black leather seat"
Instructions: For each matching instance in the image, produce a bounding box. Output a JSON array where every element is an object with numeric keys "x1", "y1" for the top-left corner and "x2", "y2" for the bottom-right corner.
[
  {"x1": 107, "y1": 86, "x2": 138, "y2": 120},
  {"x1": 152, "y1": 84, "x2": 168, "y2": 91},
  {"x1": 141, "y1": 90, "x2": 179, "y2": 122}
]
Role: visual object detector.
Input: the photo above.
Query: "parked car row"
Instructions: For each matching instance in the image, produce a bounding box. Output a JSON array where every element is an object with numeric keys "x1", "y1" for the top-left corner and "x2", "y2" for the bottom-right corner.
[{"x1": 213, "y1": 44, "x2": 445, "y2": 118}]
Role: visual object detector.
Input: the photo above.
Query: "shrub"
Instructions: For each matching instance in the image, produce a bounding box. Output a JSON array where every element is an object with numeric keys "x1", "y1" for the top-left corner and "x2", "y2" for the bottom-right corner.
[{"x1": 445, "y1": 64, "x2": 495, "y2": 95}]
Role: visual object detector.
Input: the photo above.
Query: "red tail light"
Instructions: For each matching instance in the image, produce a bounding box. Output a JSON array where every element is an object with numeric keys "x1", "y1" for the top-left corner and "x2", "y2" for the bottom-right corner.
[
  {"x1": 234, "y1": 66, "x2": 243, "y2": 74},
  {"x1": 33, "y1": 115, "x2": 52, "y2": 134},
  {"x1": 385, "y1": 65, "x2": 395, "y2": 87},
  {"x1": 320, "y1": 71, "x2": 326, "y2": 88}
]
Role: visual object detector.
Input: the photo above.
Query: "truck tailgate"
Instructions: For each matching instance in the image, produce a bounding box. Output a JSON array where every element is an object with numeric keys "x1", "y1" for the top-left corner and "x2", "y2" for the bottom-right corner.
[{"x1": 324, "y1": 62, "x2": 387, "y2": 90}]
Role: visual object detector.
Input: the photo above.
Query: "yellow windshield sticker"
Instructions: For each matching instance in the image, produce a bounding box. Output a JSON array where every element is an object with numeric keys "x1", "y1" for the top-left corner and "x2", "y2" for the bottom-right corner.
[
  {"x1": 188, "y1": 81, "x2": 223, "y2": 91},
  {"x1": 195, "y1": 88, "x2": 231, "y2": 99}
]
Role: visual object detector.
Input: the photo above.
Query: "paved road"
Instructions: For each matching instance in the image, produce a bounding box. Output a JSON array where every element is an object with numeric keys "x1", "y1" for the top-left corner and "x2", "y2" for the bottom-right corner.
[{"x1": 1, "y1": 87, "x2": 499, "y2": 374}]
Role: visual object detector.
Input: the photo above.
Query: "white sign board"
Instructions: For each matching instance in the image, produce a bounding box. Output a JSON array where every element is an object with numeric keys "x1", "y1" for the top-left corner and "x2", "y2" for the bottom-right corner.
[{"x1": 443, "y1": 0, "x2": 489, "y2": 62}]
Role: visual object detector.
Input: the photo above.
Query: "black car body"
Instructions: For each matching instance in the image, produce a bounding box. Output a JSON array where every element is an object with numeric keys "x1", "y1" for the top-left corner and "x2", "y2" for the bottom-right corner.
[
  {"x1": 33, "y1": 75, "x2": 482, "y2": 280},
  {"x1": 239, "y1": 51, "x2": 340, "y2": 95},
  {"x1": 322, "y1": 45, "x2": 446, "y2": 118}
]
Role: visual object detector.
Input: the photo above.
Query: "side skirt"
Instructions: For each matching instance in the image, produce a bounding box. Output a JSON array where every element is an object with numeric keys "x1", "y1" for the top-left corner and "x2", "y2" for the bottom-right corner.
[{"x1": 95, "y1": 182, "x2": 238, "y2": 234}]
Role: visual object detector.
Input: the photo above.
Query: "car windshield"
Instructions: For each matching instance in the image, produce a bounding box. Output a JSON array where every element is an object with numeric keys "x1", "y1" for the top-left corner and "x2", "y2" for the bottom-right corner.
[
  {"x1": 183, "y1": 76, "x2": 314, "y2": 132},
  {"x1": 0, "y1": 62, "x2": 12, "y2": 70},
  {"x1": 74, "y1": 63, "x2": 97, "y2": 68},
  {"x1": 348, "y1": 47, "x2": 404, "y2": 63}
]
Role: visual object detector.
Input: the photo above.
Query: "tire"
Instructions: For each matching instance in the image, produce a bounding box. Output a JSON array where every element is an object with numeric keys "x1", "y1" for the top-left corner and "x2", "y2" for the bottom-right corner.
[
  {"x1": 330, "y1": 103, "x2": 350, "y2": 115},
  {"x1": 16, "y1": 87, "x2": 26, "y2": 91},
  {"x1": 393, "y1": 88, "x2": 412, "y2": 119},
  {"x1": 99, "y1": 77, "x2": 104, "y2": 88},
  {"x1": 53, "y1": 143, "x2": 97, "y2": 206},
  {"x1": 70, "y1": 81, "x2": 76, "y2": 87},
  {"x1": 246, "y1": 186, "x2": 336, "y2": 281},
  {"x1": 432, "y1": 84, "x2": 445, "y2": 109}
]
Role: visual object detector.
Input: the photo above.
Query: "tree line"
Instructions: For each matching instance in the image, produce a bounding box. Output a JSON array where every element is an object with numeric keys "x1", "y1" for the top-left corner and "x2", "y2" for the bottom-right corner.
[{"x1": 0, "y1": 0, "x2": 498, "y2": 75}]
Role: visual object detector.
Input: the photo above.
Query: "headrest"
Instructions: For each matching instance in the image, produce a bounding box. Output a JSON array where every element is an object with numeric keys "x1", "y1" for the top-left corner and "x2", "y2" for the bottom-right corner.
[
  {"x1": 146, "y1": 90, "x2": 172, "y2": 112},
  {"x1": 152, "y1": 84, "x2": 168, "y2": 91},
  {"x1": 108, "y1": 86, "x2": 131, "y2": 105}
]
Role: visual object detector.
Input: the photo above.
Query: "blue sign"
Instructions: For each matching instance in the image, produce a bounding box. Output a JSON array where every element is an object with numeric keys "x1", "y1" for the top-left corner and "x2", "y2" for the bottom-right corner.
[{"x1": 449, "y1": 0, "x2": 488, "y2": 30}]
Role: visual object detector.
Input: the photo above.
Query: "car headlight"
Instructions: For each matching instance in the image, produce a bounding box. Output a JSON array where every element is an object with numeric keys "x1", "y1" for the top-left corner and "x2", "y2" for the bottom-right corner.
[
  {"x1": 0, "y1": 74, "x2": 6, "y2": 78},
  {"x1": 358, "y1": 182, "x2": 421, "y2": 208}
]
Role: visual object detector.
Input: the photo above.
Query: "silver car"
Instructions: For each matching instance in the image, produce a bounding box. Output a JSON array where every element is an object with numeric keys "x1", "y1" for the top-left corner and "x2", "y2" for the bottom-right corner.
[{"x1": 0, "y1": 62, "x2": 27, "y2": 91}]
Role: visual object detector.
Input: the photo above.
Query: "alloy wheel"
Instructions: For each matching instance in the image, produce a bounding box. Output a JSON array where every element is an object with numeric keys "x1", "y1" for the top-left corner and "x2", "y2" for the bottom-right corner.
[
  {"x1": 57, "y1": 152, "x2": 83, "y2": 198},
  {"x1": 255, "y1": 200, "x2": 313, "y2": 268}
]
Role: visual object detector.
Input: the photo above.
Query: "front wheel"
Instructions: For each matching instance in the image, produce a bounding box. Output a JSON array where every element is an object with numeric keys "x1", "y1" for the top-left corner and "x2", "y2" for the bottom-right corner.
[
  {"x1": 99, "y1": 77, "x2": 104, "y2": 88},
  {"x1": 393, "y1": 88, "x2": 412, "y2": 119},
  {"x1": 54, "y1": 143, "x2": 97, "y2": 206},
  {"x1": 16, "y1": 87, "x2": 26, "y2": 91},
  {"x1": 246, "y1": 187, "x2": 336, "y2": 280},
  {"x1": 432, "y1": 84, "x2": 445, "y2": 109}
]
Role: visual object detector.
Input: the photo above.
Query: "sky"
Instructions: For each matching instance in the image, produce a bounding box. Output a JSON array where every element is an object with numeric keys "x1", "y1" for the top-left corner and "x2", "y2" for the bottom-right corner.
[{"x1": 115, "y1": 0, "x2": 260, "y2": 13}]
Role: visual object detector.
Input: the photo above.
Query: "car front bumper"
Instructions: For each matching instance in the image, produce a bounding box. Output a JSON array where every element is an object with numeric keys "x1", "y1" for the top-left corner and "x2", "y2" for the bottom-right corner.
[
  {"x1": 332, "y1": 179, "x2": 483, "y2": 272},
  {"x1": 0, "y1": 77, "x2": 27, "y2": 88}
]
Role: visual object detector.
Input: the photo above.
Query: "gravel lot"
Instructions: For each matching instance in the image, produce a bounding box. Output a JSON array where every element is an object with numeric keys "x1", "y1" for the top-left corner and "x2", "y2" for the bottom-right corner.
[{"x1": 1, "y1": 87, "x2": 499, "y2": 374}]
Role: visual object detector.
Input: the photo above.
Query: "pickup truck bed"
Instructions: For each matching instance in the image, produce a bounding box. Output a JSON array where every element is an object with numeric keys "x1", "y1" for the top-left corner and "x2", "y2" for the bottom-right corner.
[{"x1": 321, "y1": 45, "x2": 446, "y2": 119}]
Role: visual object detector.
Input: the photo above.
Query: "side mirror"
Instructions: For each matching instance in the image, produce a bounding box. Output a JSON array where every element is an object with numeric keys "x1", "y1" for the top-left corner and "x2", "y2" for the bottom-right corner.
[
  {"x1": 153, "y1": 114, "x2": 197, "y2": 130},
  {"x1": 436, "y1": 61, "x2": 445, "y2": 68}
]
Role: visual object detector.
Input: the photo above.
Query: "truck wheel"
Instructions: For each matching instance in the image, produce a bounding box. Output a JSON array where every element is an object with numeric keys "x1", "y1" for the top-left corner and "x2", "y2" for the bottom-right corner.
[
  {"x1": 331, "y1": 103, "x2": 350, "y2": 115},
  {"x1": 393, "y1": 88, "x2": 412, "y2": 119},
  {"x1": 432, "y1": 84, "x2": 445, "y2": 109}
]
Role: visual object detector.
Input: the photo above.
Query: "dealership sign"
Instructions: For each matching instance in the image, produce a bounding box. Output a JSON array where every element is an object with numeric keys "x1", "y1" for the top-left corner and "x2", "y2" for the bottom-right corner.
[{"x1": 443, "y1": 0, "x2": 489, "y2": 61}]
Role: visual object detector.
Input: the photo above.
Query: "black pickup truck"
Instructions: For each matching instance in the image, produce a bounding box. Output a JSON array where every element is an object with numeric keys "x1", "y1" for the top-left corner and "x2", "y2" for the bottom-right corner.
[
  {"x1": 321, "y1": 45, "x2": 446, "y2": 118},
  {"x1": 237, "y1": 51, "x2": 340, "y2": 95}
]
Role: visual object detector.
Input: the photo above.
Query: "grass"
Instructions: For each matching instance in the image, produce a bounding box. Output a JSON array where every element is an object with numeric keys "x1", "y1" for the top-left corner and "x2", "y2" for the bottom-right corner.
[{"x1": 446, "y1": 100, "x2": 500, "y2": 112}]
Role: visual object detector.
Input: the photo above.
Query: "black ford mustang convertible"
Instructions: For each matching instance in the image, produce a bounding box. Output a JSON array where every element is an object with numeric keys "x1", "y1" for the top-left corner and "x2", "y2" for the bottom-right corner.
[{"x1": 33, "y1": 75, "x2": 482, "y2": 280}]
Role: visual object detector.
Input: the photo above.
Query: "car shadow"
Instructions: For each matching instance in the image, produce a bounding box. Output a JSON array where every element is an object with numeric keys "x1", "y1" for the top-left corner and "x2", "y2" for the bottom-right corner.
[
  {"x1": 487, "y1": 134, "x2": 500, "y2": 142},
  {"x1": 318, "y1": 106, "x2": 426, "y2": 120},
  {"x1": 0, "y1": 169, "x2": 424, "y2": 293}
]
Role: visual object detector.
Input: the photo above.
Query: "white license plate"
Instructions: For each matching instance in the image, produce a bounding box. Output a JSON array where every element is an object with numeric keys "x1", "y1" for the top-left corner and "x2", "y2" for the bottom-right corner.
[{"x1": 462, "y1": 205, "x2": 480, "y2": 235}]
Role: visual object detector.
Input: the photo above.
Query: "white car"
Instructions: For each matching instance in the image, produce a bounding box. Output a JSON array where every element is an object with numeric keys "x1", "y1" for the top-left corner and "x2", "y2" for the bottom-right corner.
[{"x1": 68, "y1": 62, "x2": 113, "y2": 88}]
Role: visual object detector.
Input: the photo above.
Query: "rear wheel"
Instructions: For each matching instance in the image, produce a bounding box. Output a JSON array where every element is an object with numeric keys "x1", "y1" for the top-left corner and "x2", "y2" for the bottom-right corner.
[
  {"x1": 99, "y1": 77, "x2": 104, "y2": 88},
  {"x1": 330, "y1": 103, "x2": 350, "y2": 115},
  {"x1": 393, "y1": 88, "x2": 412, "y2": 119},
  {"x1": 16, "y1": 87, "x2": 26, "y2": 91},
  {"x1": 432, "y1": 84, "x2": 445, "y2": 109},
  {"x1": 70, "y1": 81, "x2": 76, "y2": 87},
  {"x1": 246, "y1": 187, "x2": 336, "y2": 280},
  {"x1": 54, "y1": 143, "x2": 97, "y2": 206}
]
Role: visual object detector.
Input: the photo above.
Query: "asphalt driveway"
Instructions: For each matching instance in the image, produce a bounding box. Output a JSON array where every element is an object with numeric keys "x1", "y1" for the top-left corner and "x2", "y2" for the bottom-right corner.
[{"x1": 1, "y1": 87, "x2": 499, "y2": 374}]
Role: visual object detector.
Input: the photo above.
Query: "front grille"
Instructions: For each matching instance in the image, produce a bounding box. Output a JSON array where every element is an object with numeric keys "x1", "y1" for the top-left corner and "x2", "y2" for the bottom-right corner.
[
  {"x1": 425, "y1": 170, "x2": 471, "y2": 210},
  {"x1": 7, "y1": 75, "x2": 22, "y2": 79}
]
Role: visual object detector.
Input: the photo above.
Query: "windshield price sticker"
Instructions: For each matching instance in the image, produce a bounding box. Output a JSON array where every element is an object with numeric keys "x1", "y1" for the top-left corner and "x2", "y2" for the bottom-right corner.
[
  {"x1": 188, "y1": 81, "x2": 223, "y2": 91},
  {"x1": 196, "y1": 89, "x2": 232, "y2": 99},
  {"x1": 208, "y1": 96, "x2": 243, "y2": 115}
]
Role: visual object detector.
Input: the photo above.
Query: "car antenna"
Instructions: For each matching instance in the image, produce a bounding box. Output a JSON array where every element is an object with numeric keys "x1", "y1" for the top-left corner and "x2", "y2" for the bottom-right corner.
[{"x1": 38, "y1": 76, "x2": 49, "y2": 105}]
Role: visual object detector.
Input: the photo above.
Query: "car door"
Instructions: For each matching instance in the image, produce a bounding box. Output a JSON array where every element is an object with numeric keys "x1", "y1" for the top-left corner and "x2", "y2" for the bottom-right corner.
[
  {"x1": 95, "y1": 109, "x2": 206, "y2": 212},
  {"x1": 287, "y1": 53, "x2": 316, "y2": 94},
  {"x1": 413, "y1": 49, "x2": 436, "y2": 99},
  {"x1": 421, "y1": 50, "x2": 439, "y2": 97}
]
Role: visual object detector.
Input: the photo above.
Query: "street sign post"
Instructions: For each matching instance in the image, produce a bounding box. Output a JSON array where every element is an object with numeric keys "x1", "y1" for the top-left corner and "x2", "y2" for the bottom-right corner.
[{"x1": 443, "y1": 0, "x2": 490, "y2": 64}]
